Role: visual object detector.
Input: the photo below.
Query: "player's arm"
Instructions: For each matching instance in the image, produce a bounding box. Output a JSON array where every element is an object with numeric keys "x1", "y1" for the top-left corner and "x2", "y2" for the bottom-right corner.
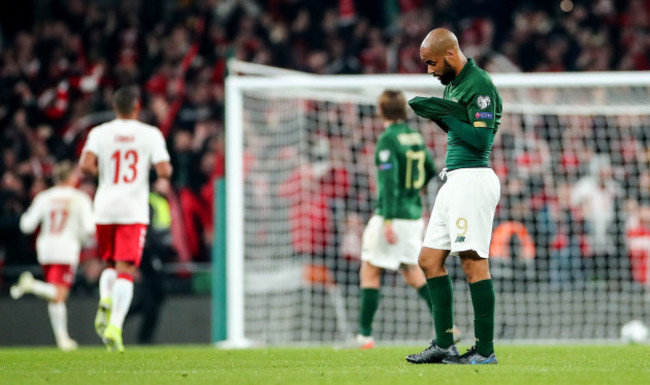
[
  {"x1": 154, "y1": 161, "x2": 173, "y2": 179},
  {"x1": 408, "y1": 96, "x2": 467, "y2": 120},
  {"x1": 152, "y1": 130, "x2": 173, "y2": 179},
  {"x1": 79, "y1": 151, "x2": 98, "y2": 176},
  {"x1": 408, "y1": 96, "x2": 468, "y2": 132},
  {"x1": 439, "y1": 117, "x2": 492, "y2": 151},
  {"x1": 376, "y1": 136, "x2": 400, "y2": 220},
  {"x1": 376, "y1": 136, "x2": 399, "y2": 244},
  {"x1": 79, "y1": 128, "x2": 99, "y2": 176},
  {"x1": 19, "y1": 196, "x2": 42, "y2": 234},
  {"x1": 78, "y1": 194, "x2": 96, "y2": 242}
]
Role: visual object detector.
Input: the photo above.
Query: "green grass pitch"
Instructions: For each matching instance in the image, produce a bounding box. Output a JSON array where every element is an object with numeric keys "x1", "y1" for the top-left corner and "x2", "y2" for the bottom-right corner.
[{"x1": 1, "y1": 344, "x2": 649, "y2": 385}]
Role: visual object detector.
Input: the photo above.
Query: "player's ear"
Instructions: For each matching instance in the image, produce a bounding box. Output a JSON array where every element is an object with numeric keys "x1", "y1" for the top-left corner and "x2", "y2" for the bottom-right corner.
[{"x1": 445, "y1": 49, "x2": 455, "y2": 62}]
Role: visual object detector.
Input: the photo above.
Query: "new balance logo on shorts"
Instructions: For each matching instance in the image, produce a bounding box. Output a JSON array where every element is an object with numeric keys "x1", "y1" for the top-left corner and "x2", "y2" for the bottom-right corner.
[{"x1": 455, "y1": 236, "x2": 466, "y2": 243}]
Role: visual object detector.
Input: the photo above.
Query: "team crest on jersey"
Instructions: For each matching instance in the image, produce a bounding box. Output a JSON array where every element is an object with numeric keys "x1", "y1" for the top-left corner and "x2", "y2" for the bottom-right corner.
[
  {"x1": 379, "y1": 150, "x2": 391, "y2": 162},
  {"x1": 477, "y1": 96, "x2": 491, "y2": 109}
]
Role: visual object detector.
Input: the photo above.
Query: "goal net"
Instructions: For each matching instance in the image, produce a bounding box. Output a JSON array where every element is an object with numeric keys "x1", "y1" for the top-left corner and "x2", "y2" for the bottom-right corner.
[{"x1": 223, "y1": 67, "x2": 650, "y2": 346}]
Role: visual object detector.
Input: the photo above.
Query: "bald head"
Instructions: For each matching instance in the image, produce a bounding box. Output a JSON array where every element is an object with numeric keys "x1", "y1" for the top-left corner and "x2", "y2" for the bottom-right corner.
[
  {"x1": 421, "y1": 28, "x2": 460, "y2": 56},
  {"x1": 420, "y1": 28, "x2": 467, "y2": 85}
]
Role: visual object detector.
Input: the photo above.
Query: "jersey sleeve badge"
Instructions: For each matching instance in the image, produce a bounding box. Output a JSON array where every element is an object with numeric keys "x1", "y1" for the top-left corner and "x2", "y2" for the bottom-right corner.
[{"x1": 477, "y1": 95, "x2": 491, "y2": 109}]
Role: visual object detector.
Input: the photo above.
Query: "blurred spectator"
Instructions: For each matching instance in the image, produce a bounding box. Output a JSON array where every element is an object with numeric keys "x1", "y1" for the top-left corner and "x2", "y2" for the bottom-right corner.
[
  {"x1": 545, "y1": 182, "x2": 588, "y2": 285},
  {"x1": 626, "y1": 203, "x2": 650, "y2": 286},
  {"x1": 571, "y1": 155, "x2": 625, "y2": 281},
  {"x1": 0, "y1": 171, "x2": 32, "y2": 267},
  {"x1": 279, "y1": 137, "x2": 335, "y2": 264}
]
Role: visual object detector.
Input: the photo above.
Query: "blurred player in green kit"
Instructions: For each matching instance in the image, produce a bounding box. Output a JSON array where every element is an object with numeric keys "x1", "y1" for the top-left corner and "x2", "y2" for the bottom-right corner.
[
  {"x1": 350, "y1": 90, "x2": 437, "y2": 349},
  {"x1": 406, "y1": 28, "x2": 502, "y2": 365}
]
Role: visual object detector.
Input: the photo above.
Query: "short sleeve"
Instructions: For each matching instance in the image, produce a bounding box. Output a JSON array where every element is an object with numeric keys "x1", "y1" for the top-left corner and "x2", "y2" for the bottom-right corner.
[
  {"x1": 82, "y1": 128, "x2": 99, "y2": 155},
  {"x1": 375, "y1": 135, "x2": 395, "y2": 168},
  {"x1": 466, "y1": 82, "x2": 498, "y2": 129},
  {"x1": 151, "y1": 130, "x2": 171, "y2": 164}
]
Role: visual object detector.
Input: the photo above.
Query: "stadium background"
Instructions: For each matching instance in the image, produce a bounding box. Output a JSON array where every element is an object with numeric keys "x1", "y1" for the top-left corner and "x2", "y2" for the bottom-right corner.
[{"x1": 1, "y1": 0, "x2": 650, "y2": 346}]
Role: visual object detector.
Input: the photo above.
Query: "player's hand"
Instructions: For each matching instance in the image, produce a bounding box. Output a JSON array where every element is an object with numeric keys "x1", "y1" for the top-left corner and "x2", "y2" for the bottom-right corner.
[{"x1": 384, "y1": 221, "x2": 398, "y2": 244}]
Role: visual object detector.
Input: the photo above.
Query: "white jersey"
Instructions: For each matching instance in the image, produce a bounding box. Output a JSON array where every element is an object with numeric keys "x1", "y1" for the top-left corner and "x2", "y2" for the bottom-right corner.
[
  {"x1": 82, "y1": 119, "x2": 170, "y2": 224},
  {"x1": 20, "y1": 186, "x2": 95, "y2": 265}
]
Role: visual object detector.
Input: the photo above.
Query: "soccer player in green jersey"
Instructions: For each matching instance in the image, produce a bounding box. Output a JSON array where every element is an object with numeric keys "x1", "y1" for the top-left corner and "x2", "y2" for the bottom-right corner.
[
  {"x1": 405, "y1": 28, "x2": 502, "y2": 365},
  {"x1": 350, "y1": 90, "x2": 437, "y2": 349}
]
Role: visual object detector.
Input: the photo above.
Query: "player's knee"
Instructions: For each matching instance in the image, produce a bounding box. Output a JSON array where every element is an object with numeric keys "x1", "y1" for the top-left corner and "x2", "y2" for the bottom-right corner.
[
  {"x1": 53, "y1": 287, "x2": 68, "y2": 303},
  {"x1": 418, "y1": 251, "x2": 435, "y2": 271},
  {"x1": 404, "y1": 273, "x2": 425, "y2": 288},
  {"x1": 401, "y1": 265, "x2": 426, "y2": 287},
  {"x1": 417, "y1": 256, "x2": 430, "y2": 273},
  {"x1": 115, "y1": 261, "x2": 137, "y2": 275},
  {"x1": 360, "y1": 262, "x2": 382, "y2": 287},
  {"x1": 460, "y1": 251, "x2": 490, "y2": 283}
]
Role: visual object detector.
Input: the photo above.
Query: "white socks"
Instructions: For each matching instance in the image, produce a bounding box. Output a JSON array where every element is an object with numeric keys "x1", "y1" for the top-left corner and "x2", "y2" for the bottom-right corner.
[
  {"x1": 108, "y1": 276, "x2": 134, "y2": 329},
  {"x1": 99, "y1": 268, "x2": 134, "y2": 330},
  {"x1": 99, "y1": 268, "x2": 118, "y2": 302},
  {"x1": 31, "y1": 280, "x2": 58, "y2": 301},
  {"x1": 48, "y1": 301, "x2": 71, "y2": 342}
]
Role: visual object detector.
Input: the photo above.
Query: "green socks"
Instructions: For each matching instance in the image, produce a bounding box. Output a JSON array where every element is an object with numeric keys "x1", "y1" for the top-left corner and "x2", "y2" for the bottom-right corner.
[
  {"x1": 469, "y1": 279, "x2": 495, "y2": 357},
  {"x1": 359, "y1": 288, "x2": 380, "y2": 337},
  {"x1": 360, "y1": 277, "x2": 494, "y2": 357},
  {"x1": 417, "y1": 284, "x2": 434, "y2": 316},
  {"x1": 426, "y1": 275, "x2": 454, "y2": 348}
]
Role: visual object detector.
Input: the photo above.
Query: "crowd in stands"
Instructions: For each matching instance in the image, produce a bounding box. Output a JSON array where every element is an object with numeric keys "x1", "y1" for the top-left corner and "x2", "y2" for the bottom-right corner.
[{"x1": 1, "y1": 0, "x2": 650, "y2": 289}]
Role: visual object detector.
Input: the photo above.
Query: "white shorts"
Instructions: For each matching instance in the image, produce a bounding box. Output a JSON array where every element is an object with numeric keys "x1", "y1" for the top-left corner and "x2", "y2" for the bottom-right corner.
[
  {"x1": 361, "y1": 215, "x2": 424, "y2": 270},
  {"x1": 422, "y1": 168, "x2": 500, "y2": 259}
]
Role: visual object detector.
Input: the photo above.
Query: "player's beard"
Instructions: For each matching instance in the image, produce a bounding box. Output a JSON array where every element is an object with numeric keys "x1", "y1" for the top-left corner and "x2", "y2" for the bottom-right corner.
[{"x1": 437, "y1": 58, "x2": 456, "y2": 85}]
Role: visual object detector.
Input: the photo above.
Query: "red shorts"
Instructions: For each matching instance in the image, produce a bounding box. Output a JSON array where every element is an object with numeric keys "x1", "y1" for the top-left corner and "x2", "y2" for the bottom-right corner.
[
  {"x1": 96, "y1": 223, "x2": 147, "y2": 267},
  {"x1": 43, "y1": 264, "x2": 76, "y2": 288}
]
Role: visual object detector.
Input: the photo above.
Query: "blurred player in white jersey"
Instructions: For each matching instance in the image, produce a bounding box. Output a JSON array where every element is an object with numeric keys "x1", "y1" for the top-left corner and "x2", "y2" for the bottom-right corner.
[
  {"x1": 80, "y1": 87, "x2": 172, "y2": 352},
  {"x1": 11, "y1": 161, "x2": 95, "y2": 351}
]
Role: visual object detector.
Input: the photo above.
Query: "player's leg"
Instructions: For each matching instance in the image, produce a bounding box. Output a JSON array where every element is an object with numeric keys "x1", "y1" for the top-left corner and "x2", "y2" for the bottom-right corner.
[
  {"x1": 95, "y1": 224, "x2": 117, "y2": 338},
  {"x1": 10, "y1": 270, "x2": 57, "y2": 300},
  {"x1": 400, "y1": 264, "x2": 433, "y2": 316},
  {"x1": 406, "y1": 183, "x2": 460, "y2": 363},
  {"x1": 417, "y1": 247, "x2": 455, "y2": 347},
  {"x1": 461, "y1": 252, "x2": 494, "y2": 358},
  {"x1": 356, "y1": 261, "x2": 382, "y2": 348},
  {"x1": 48, "y1": 284, "x2": 78, "y2": 351},
  {"x1": 103, "y1": 224, "x2": 146, "y2": 352},
  {"x1": 103, "y1": 260, "x2": 136, "y2": 352},
  {"x1": 351, "y1": 215, "x2": 392, "y2": 349},
  {"x1": 37, "y1": 264, "x2": 78, "y2": 351},
  {"x1": 107, "y1": 260, "x2": 136, "y2": 327},
  {"x1": 394, "y1": 219, "x2": 436, "y2": 319},
  {"x1": 401, "y1": 263, "x2": 462, "y2": 344},
  {"x1": 442, "y1": 251, "x2": 497, "y2": 364},
  {"x1": 98, "y1": 261, "x2": 117, "y2": 308},
  {"x1": 406, "y1": 247, "x2": 459, "y2": 363},
  {"x1": 442, "y1": 169, "x2": 499, "y2": 365}
]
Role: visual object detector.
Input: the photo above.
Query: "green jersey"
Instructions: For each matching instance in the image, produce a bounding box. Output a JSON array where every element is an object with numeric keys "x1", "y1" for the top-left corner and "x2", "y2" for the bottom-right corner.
[
  {"x1": 374, "y1": 123, "x2": 435, "y2": 220},
  {"x1": 443, "y1": 58, "x2": 502, "y2": 169},
  {"x1": 409, "y1": 58, "x2": 502, "y2": 170}
]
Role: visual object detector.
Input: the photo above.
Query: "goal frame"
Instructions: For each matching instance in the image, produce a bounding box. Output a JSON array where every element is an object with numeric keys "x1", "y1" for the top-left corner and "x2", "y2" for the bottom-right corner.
[{"x1": 221, "y1": 68, "x2": 650, "y2": 348}]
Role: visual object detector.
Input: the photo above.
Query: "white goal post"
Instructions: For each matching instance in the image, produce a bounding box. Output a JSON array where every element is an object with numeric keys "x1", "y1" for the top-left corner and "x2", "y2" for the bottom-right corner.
[{"x1": 222, "y1": 67, "x2": 650, "y2": 347}]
